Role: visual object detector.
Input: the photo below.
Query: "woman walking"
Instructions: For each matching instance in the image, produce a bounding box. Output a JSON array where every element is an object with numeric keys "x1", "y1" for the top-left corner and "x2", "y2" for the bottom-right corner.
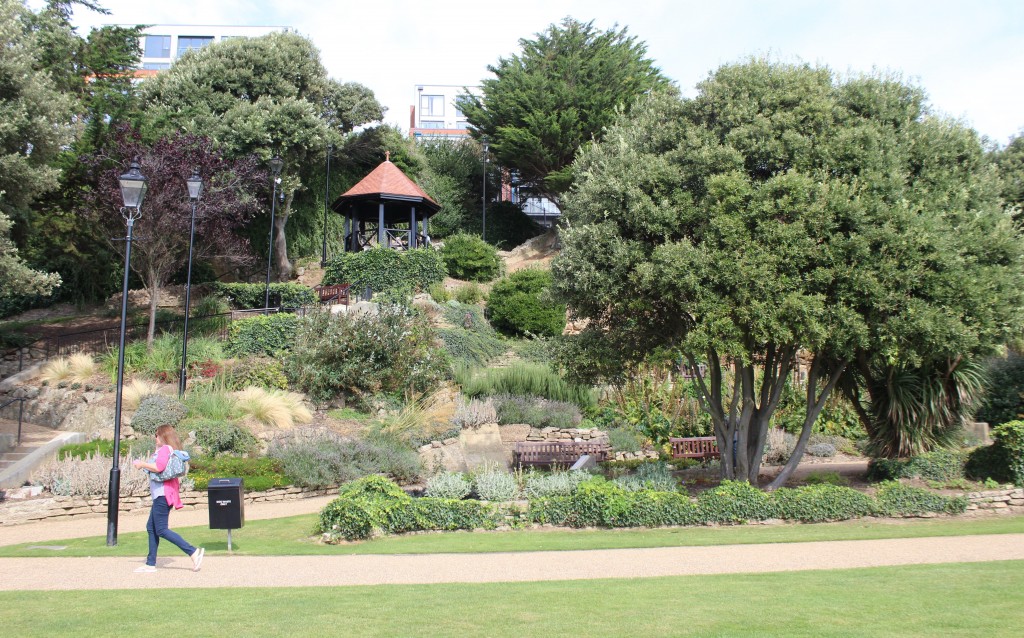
[{"x1": 132, "y1": 424, "x2": 204, "y2": 573}]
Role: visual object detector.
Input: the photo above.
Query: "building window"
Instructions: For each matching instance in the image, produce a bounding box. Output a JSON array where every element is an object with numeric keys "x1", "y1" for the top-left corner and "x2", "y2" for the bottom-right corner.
[
  {"x1": 456, "y1": 120, "x2": 469, "y2": 130},
  {"x1": 176, "y1": 36, "x2": 214, "y2": 57},
  {"x1": 418, "y1": 121, "x2": 447, "y2": 129},
  {"x1": 420, "y1": 94, "x2": 444, "y2": 117},
  {"x1": 144, "y1": 35, "x2": 171, "y2": 58},
  {"x1": 142, "y1": 63, "x2": 171, "y2": 70},
  {"x1": 454, "y1": 95, "x2": 472, "y2": 118}
]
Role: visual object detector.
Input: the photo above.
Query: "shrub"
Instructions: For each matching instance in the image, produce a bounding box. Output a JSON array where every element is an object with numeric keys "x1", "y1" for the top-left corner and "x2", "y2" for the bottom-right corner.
[
  {"x1": 187, "y1": 456, "x2": 288, "y2": 492},
  {"x1": 866, "y1": 449, "x2": 968, "y2": 482},
  {"x1": 522, "y1": 469, "x2": 590, "y2": 499},
  {"x1": 425, "y1": 472, "x2": 472, "y2": 499},
  {"x1": 605, "y1": 365, "x2": 711, "y2": 444},
  {"x1": 232, "y1": 387, "x2": 312, "y2": 429},
  {"x1": 35, "y1": 450, "x2": 150, "y2": 496},
  {"x1": 316, "y1": 475, "x2": 502, "y2": 541},
  {"x1": 438, "y1": 328, "x2": 506, "y2": 367},
  {"x1": 965, "y1": 442, "x2": 1015, "y2": 484},
  {"x1": 226, "y1": 313, "x2": 299, "y2": 357},
  {"x1": 58, "y1": 439, "x2": 118, "y2": 460},
  {"x1": 806, "y1": 443, "x2": 837, "y2": 458},
  {"x1": 605, "y1": 427, "x2": 643, "y2": 453},
  {"x1": 695, "y1": 481, "x2": 778, "y2": 523},
  {"x1": 977, "y1": 352, "x2": 1024, "y2": 426},
  {"x1": 772, "y1": 484, "x2": 876, "y2": 522},
  {"x1": 452, "y1": 397, "x2": 497, "y2": 428},
  {"x1": 286, "y1": 307, "x2": 448, "y2": 402},
  {"x1": 209, "y1": 282, "x2": 316, "y2": 310},
  {"x1": 614, "y1": 462, "x2": 678, "y2": 493},
  {"x1": 427, "y1": 282, "x2": 451, "y2": 303},
  {"x1": 454, "y1": 283, "x2": 485, "y2": 305},
  {"x1": 323, "y1": 246, "x2": 446, "y2": 295},
  {"x1": 763, "y1": 429, "x2": 795, "y2": 464},
  {"x1": 188, "y1": 295, "x2": 231, "y2": 336},
  {"x1": 131, "y1": 394, "x2": 188, "y2": 435},
  {"x1": 222, "y1": 356, "x2": 289, "y2": 391},
  {"x1": 441, "y1": 233, "x2": 502, "y2": 282},
  {"x1": 528, "y1": 478, "x2": 696, "y2": 528},
  {"x1": 486, "y1": 269, "x2": 566, "y2": 337},
  {"x1": 493, "y1": 394, "x2": 582, "y2": 429},
  {"x1": 267, "y1": 429, "x2": 423, "y2": 486},
  {"x1": 190, "y1": 419, "x2": 258, "y2": 456},
  {"x1": 873, "y1": 481, "x2": 969, "y2": 516},
  {"x1": 455, "y1": 363, "x2": 596, "y2": 409},
  {"x1": 990, "y1": 420, "x2": 1024, "y2": 486},
  {"x1": 472, "y1": 465, "x2": 519, "y2": 501}
]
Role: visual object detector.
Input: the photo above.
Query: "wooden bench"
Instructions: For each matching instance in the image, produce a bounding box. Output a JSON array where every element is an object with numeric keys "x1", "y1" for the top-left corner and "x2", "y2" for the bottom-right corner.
[
  {"x1": 513, "y1": 441, "x2": 611, "y2": 468},
  {"x1": 669, "y1": 436, "x2": 721, "y2": 460},
  {"x1": 313, "y1": 283, "x2": 351, "y2": 306}
]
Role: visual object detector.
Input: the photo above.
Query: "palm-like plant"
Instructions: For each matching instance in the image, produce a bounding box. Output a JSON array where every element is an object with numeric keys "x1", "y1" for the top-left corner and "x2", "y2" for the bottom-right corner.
[{"x1": 859, "y1": 356, "x2": 986, "y2": 458}]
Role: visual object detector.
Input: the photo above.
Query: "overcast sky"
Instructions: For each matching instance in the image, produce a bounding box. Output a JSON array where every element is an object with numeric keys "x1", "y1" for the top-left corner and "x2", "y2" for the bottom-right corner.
[{"x1": 51, "y1": 0, "x2": 1024, "y2": 145}]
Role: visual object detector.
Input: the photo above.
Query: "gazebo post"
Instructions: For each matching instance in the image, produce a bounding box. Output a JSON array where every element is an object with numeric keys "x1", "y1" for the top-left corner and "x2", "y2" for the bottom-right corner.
[
  {"x1": 409, "y1": 206, "x2": 417, "y2": 248},
  {"x1": 378, "y1": 203, "x2": 385, "y2": 246},
  {"x1": 423, "y1": 215, "x2": 429, "y2": 242}
]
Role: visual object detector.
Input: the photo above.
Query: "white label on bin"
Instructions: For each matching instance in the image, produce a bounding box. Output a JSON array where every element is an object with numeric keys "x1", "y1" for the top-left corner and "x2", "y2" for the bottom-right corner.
[{"x1": 216, "y1": 500, "x2": 232, "y2": 506}]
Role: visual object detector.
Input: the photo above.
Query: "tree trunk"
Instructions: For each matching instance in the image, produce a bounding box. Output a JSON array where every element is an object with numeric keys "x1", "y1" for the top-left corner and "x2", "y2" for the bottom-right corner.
[
  {"x1": 146, "y1": 271, "x2": 160, "y2": 347},
  {"x1": 273, "y1": 193, "x2": 294, "y2": 281},
  {"x1": 767, "y1": 358, "x2": 848, "y2": 490}
]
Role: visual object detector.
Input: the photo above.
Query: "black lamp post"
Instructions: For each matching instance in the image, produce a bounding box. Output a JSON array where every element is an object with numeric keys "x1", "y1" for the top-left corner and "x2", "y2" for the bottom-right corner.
[
  {"x1": 178, "y1": 169, "x2": 203, "y2": 397},
  {"x1": 263, "y1": 155, "x2": 284, "y2": 312},
  {"x1": 107, "y1": 157, "x2": 147, "y2": 546},
  {"x1": 321, "y1": 144, "x2": 332, "y2": 267},
  {"x1": 481, "y1": 141, "x2": 489, "y2": 242}
]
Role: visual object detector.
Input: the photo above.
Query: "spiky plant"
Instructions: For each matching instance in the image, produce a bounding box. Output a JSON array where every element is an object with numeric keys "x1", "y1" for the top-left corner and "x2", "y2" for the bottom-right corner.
[{"x1": 864, "y1": 357, "x2": 986, "y2": 458}]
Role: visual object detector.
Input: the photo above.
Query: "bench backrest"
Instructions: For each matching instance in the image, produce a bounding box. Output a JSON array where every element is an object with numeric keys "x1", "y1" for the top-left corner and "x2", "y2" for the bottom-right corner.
[
  {"x1": 669, "y1": 436, "x2": 721, "y2": 459},
  {"x1": 514, "y1": 441, "x2": 610, "y2": 466},
  {"x1": 314, "y1": 283, "x2": 351, "y2": 305}
]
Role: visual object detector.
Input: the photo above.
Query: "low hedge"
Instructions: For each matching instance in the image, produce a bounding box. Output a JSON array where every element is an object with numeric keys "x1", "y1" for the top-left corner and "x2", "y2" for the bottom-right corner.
[
  {"x1": 226, "y1": 313, "x2": 299, "y2": 357},
  {"x1": 186, "y1": 456, "x2": 290, "y2": 492},
  {"x1": 209, "y1": 282, "x2": 317, "y2": 310},
  {"x1": 317, "y1": 475, "x2": 502, "y2": 541},
  {"x1": 866, "y1": 449, "x2": 968, "y2": 483},
  {"x1": 322, "y1": 246, "x2": 446, "y2": 296},
  {"x1": 316, "y1": 476, "x2": 970, "y2": 541}
]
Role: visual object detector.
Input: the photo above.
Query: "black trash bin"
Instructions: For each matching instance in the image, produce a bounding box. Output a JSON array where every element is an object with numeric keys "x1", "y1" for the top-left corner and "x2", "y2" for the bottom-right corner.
[{"x1": 208, "y1": 478, "x2": 244, "y2": 549}]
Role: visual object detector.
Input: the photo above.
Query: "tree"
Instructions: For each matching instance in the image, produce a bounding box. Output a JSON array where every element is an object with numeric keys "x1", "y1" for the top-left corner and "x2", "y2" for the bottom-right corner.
[
  {"x1": 553, "y1": 61, "x2": 1024, "y2": 487},
  {"x1": 0, "y1": 212, "x2": 60, "y2": 301},
  {"x1": 461, "y1": 17, "x2": 669, "y2": 209},
  {"x1": 993, "y1": 132, "x2": 1024, "y2": 223},
  {"x1": 140, "y1": 32, "x2": 383, "y2": 280},
  {"x1": 82, "y1": 126, "x2": 264, "y2": 343}
]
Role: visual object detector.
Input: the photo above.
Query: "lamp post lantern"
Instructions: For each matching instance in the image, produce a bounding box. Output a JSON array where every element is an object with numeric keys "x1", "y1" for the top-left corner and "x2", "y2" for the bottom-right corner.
[
  {"x1": 108, "y1": 157, "x2": 147, "y2": 546},
  {"x1": 178, "y1": 169, "x2": 203, "y2": 397},
  {"x1": 264, "y1": 155, "x2": 284, "y2": 312},
  {"x1": 321, "y1": 144, "x2": 332, "y2": 267},
  {"x1": 481, "y1": 141, "x2": 488, "y2": 242}
]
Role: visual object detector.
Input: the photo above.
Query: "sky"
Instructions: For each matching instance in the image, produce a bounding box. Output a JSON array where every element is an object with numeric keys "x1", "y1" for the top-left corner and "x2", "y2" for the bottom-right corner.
[{"x1": 50, "y1": 0, "x2": 1024, "y2": 145}]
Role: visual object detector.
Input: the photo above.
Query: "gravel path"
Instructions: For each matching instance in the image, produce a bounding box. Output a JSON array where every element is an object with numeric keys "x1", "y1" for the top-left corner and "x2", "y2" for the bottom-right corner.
[
  {"x1": 1, "y1": 534, "x2": 1022, "y2": 591},
  {"x1": 1, "y1": 496, "x2": 1023, "y2": 591}
]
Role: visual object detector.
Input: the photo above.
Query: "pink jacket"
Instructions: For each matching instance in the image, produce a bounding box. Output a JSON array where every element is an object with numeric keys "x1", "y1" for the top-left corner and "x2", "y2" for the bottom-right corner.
[{"x1": 154, "y1": 445, "x2": 183, "y2": 509}]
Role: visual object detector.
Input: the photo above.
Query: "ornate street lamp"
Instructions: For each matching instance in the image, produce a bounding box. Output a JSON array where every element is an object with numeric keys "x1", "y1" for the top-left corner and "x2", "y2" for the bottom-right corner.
[
  {"x1": 178, "y1": 168, "x2": 203, "y2": 397},
  {"x1": 264, "y1": 155, "x2": 284, "y2": 312},
  {"x1": 108, "y1": 157, "x2": 147, "y2": 546}
]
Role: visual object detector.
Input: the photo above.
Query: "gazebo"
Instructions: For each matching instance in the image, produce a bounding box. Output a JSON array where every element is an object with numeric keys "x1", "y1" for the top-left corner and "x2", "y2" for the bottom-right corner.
[{"x1": 331, "y1": 152, "x2": 440, "y2": 252}]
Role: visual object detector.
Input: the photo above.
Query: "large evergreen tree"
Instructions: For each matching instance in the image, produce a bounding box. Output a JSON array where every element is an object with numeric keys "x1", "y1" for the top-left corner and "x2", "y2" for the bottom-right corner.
[
  {"x1": 553, "y1": 61, "x2": 1024, "y2": 485},
  {"x1": 461, "y1": 17, "x2": 669, "y2": 210}
]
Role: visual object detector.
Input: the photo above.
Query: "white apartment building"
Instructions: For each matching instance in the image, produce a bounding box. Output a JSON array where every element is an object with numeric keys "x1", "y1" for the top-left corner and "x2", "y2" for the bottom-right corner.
[
  {"x1": 409, "y1": 84, "x2": 480, "y2": 140},
  {"x1": 137, "y1": 25, "x2": 294, "y2": 71}
]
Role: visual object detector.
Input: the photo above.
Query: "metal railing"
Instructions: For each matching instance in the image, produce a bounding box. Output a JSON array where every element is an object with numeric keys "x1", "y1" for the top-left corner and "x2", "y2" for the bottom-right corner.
[{"x1": 0, "y1": 397, "x2": 27, "y2": 446}]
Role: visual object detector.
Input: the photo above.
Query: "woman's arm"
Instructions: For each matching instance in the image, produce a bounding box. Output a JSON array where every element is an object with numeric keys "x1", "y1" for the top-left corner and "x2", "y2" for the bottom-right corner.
[{"x1": 133, "y1": 445, "x2": 170, "y2": 472}]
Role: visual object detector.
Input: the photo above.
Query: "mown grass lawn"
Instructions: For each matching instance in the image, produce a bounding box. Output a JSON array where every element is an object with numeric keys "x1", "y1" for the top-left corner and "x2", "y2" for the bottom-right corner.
[
  {"x1": 0, "y1": 513, "x2": 1021, "y2": 557},
  {"x1": 1, "y1": 561, "x2": 1021, "y2": 637}
]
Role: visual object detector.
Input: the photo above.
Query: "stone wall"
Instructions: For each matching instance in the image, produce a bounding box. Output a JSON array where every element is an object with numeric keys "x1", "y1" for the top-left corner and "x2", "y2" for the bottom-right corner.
[
  {"x1": 966, "y1": 488, "x2": 1024, "y2": 512},
  {"x1": 0, "y1": 485, "x2": 336, "y2": 526}
]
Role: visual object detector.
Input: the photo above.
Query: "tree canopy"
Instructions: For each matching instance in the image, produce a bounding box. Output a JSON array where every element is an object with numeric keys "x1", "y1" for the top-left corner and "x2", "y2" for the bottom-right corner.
[
  {"x1": 461, "y1": 17, "x2": 669, "y2": 209},
  {"x1": 553, "y1": 60, "x2": 1024, "y2": 484},
  {"x1": 140, "y1": 32, "x2": 384, "y2": 279}
]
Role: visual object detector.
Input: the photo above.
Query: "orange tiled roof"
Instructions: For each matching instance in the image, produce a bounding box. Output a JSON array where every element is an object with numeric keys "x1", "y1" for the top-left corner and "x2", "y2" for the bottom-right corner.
[{"x1": 340, "y1": 159, "x2": 438, "y2": 206}]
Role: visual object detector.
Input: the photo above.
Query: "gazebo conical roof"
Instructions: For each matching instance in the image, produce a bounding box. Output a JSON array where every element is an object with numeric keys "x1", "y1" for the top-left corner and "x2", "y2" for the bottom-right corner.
[{"x1": 332, "y1": 156, "x2": 439, "y2": 223}]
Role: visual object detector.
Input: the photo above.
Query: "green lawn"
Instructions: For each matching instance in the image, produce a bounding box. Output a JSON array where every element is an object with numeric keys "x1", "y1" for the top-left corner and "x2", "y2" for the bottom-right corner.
[
  {"x1": 1, "y1": 561, "x2": 1021, "y2": 637},
  {"x1": 1, "y1": 513, "x2": 1021, "y2": 557}
]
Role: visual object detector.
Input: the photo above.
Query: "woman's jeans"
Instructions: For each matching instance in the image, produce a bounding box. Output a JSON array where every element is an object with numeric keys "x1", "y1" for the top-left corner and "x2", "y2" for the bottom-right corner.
[{"x1": 146, "y1": 496, "x2": 196, "y2": 566}]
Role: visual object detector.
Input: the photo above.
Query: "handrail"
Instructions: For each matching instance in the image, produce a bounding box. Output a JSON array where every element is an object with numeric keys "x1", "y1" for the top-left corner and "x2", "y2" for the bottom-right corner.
[{"x1": 0, "y1": 396, "x2": 27, "y2": 446}]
